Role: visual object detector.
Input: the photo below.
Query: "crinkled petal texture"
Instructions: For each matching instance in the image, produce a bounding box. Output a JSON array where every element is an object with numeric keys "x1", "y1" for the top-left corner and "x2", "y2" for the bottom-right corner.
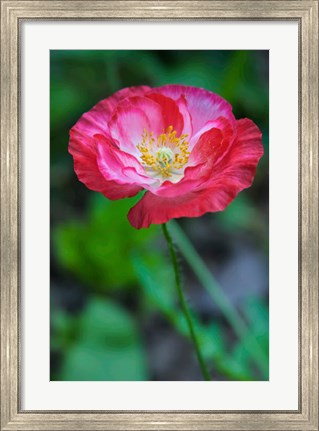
[{"x1": 69, "y1": 84, "x2": 264, "y2": 228}]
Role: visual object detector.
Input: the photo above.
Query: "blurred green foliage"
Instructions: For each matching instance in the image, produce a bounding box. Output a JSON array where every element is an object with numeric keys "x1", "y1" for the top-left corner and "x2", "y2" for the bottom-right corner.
[
  {"x1": 54, "y1": 194, "x2": 164, "y2": 291},
  {"x1": 51, "y1": 297, "x2": 148, "y2": 381},
  {"x1": 133, "y1": 255, "x2": 268, "y2": 380},
  {"x1": 50, "y1": 50, "x2": 269, "y2": 381}
]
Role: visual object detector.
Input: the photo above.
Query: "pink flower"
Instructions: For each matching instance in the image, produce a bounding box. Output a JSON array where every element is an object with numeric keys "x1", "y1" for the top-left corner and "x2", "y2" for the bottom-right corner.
[{"x1": 69, "y1": 85, "x2": 263, "y2": 229}]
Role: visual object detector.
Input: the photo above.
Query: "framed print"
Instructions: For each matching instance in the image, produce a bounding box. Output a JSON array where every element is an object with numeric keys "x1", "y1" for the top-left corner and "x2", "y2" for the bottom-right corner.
[{"x1": 1, "y1": 1, "x2": 318, "y2": 430}]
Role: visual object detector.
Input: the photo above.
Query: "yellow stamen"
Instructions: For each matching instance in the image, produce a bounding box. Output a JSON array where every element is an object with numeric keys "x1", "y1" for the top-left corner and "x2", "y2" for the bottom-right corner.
[{"x1": 136, "y1": 126, "x2": 190, "y2": 178}]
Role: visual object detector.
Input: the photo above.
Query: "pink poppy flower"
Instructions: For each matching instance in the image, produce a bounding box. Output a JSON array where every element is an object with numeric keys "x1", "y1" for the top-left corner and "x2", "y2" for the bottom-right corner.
[{"x1": 69, "y1": 85, "x2": 263, "y2": 229}]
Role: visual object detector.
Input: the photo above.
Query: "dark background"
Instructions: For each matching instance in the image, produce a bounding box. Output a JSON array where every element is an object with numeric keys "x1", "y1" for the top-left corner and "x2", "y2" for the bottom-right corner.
[{"x1": 50, "y1": 50, "x2": 269, "y2": 381}]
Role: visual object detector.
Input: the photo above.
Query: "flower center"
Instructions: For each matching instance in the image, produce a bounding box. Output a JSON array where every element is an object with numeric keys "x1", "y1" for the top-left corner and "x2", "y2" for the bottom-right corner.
[
  {"x1": 157, "y1": 147, "x2": 174, "y2": 166},
  {"x1": 137, "y1": 125, "x2": 190, "y2": 179}
]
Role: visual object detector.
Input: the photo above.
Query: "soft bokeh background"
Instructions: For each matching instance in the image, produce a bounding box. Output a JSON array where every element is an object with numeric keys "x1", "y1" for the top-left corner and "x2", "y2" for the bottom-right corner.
[{"x1": 50, "y1": 50, "x2": 269, "y2": 381}]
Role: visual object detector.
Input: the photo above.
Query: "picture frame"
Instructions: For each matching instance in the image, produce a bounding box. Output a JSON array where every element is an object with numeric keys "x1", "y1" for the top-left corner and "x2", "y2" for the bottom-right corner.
[{"x1": 1, "y1": 1, "x2": 318, "y2": 430}]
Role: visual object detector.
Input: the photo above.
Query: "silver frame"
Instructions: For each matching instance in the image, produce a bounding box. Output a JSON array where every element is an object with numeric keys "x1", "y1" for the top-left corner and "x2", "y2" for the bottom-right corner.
[{"x1": 1, "y1": 1, "x2": 318, "y2": 430}]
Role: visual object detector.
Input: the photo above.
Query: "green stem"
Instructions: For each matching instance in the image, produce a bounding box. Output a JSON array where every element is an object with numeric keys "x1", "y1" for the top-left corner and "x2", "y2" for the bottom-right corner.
[
  {"x1": 162, "y1": 223, "x2": 211, "y2": 381},
  {"x1": 169, "y1": 220, "x2": 268, "y2": 377}
]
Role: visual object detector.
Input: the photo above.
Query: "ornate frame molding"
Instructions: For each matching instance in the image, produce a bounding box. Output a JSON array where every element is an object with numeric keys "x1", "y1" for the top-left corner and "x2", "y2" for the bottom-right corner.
[{"x1": 1, "y1": 1, "x2": 318, "y2": 430}]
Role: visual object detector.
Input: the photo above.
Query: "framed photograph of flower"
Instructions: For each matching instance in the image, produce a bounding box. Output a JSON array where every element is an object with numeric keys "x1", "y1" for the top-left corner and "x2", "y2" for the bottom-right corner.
[
  {"x1": 51, "y1": 50, "x2": 267, "y2": 383},
  {"x1": 1, "y1": 1, "x2": 318, "y2": 430}
]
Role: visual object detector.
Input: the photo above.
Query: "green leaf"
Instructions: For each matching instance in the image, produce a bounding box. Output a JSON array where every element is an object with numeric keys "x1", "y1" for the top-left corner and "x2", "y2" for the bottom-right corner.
[
  {"x1": 55, "y1": 297, "x2": 148, "y2": 381},
  {"x1": 53, "y1": 194, "x2": 164, "y2": 292},
  {"x1": 242, "y1": 297, "x2": 269, "y2": 360}
]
